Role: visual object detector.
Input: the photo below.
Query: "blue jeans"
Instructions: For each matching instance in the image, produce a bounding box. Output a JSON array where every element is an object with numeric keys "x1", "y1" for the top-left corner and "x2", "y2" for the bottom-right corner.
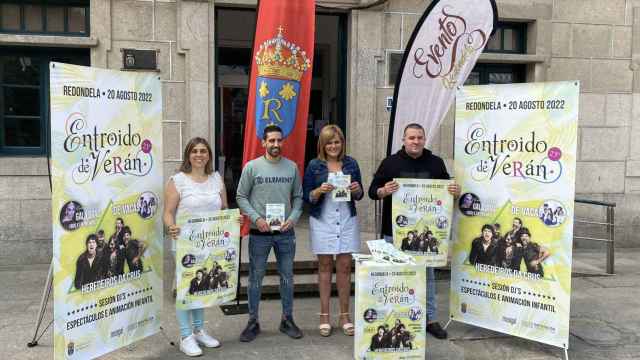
[
  {"x1": 248, "y1": 231, "x2": 296, "y2": 320},
  {"x1": 384, "y1": 235, "x2": 437, "y2": 321},
  {"x1": 176, "y1": 308, "x2": 204, "y2": 338}
]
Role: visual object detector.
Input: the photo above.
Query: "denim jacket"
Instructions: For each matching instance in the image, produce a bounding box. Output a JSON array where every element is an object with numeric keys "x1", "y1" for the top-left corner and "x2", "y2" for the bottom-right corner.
[{"x1": 303, "y1": 155, "x2": 364, "y2": 218}]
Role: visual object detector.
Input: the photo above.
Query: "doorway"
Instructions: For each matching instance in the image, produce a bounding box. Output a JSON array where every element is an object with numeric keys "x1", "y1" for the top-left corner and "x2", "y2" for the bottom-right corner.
[{"x1": 214, "y1": 8, "x2": 347, "y2": 206}]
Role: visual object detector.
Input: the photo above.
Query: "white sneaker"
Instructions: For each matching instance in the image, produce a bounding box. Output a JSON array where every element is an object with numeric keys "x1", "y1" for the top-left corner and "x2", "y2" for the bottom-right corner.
[
  {"x1": 194, "y1": 329, "x2": 221, "y2": 348},
  {"x1": 179, "y1": 334, "x2": 203, "y2": 357}
]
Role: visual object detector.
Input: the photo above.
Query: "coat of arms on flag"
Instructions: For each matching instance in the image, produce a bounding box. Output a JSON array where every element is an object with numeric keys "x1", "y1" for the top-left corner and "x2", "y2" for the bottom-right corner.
[{"x1": 254, "y1": 25, "x2": 311, "y2": 139}]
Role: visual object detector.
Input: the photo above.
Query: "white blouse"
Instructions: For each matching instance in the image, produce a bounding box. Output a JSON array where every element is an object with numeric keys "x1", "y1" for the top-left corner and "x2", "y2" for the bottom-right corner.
[{"x1": 171, "y1": 171, "x2": 223, "y2": 251}]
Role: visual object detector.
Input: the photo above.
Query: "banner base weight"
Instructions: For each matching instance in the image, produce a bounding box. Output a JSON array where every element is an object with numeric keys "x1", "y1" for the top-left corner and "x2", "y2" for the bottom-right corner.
[{"x1": 220, "y1": 303, "x2": 249, "y2": 315}]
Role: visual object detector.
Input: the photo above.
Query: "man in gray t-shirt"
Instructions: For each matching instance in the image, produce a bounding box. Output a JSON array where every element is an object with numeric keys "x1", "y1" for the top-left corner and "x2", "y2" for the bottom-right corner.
[{"x1": 236, "y1": 125, "x2": 304, "y2": 342}]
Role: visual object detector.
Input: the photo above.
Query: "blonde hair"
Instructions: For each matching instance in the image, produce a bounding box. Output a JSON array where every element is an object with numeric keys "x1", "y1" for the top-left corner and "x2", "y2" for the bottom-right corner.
[{"x1": 317, "y1": 124, "x2": 345, "y2": 161}]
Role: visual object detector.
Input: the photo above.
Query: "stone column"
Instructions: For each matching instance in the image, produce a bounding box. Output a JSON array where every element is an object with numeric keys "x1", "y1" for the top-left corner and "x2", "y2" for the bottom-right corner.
[
  {"x1": 178, "y1": 0, "x2": 214, "y2": 144},
  {"x1": 627, "y1": 7, "x2": 640, "y2": 186},
  {"x1": 348, "y1": 9, "x2": 384, "y2": 232}
]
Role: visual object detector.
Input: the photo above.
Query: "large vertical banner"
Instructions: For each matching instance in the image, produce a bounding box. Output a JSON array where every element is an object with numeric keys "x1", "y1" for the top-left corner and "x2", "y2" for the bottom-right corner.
[
  {"x1": 176, "y1": 209, "x2": 240, "y2": 309},
  {"x1": 450, "y1": 81, "x2": 579, "y2": 348},
  {"x1": 241, "y1": 0, "x2": 315, "y2": 175},
  {"x1": 51, "y1": 63, "x2": 163, "y2": 359},
  {"x1": 354, "y1": 261, "x2": 427, "y2": 359},
  {"x1": 391, "y1": 179, "x2": 453, "y2": 267}
]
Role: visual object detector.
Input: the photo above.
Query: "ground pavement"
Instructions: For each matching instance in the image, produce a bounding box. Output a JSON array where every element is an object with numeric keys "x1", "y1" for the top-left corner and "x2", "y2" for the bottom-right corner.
[{"x1": 1, "y1": 248, "x2": 639, "y2": 360}]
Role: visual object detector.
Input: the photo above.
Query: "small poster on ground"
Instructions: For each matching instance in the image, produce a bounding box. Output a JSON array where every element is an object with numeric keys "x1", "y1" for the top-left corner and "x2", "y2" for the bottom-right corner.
[
  {"x1": 392, "y1": 178, "x2": 453, "y2": 267},
  {"x1": 354, "y1": 259, "x2": 427, "y2": 359},
  {"x1": 176, "y1": 209, "x2": 240, "y2": 310},
  {"x1": 266, "y1": 203, "x2": 285, "y2": 231},
  {"x1": 329, "y1": 172, "x2": 351, "y2": 202}
]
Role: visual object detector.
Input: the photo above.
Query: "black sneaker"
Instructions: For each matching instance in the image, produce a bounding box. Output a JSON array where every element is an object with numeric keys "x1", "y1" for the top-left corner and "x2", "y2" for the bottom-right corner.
[
  {"x1": 426, "y1": 322, "x2": 448, "y2": 339},
  {"x1": 279, "y1": 316, "x2": 304, "y2": 339},
  {"x1": 239, "y1": 319, "x2": 260, "y2": 342}
]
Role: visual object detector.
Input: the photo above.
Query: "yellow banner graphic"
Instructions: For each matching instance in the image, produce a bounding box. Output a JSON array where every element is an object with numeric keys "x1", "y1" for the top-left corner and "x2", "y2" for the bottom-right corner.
[
  {"x1": 50, "y1": 63, "x2": 163, "y2": 359},
  {"x1": 450, "y1": 81, "x2": 579, "y2": 349}
]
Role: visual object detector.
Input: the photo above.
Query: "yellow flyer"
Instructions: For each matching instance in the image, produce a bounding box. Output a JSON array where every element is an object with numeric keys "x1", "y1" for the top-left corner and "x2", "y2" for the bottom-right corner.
[
  {"x1": 450, "y1": 81, "x2": 578, "y2": 349},
  {"x1": 392, "y1": 179, "x2": 453, "y2": 267},
  {"x1": 50, "y1": 63, "x2": 163, "y2": 359},
  {"x1": 176, "y1": 209, "x2": 240, "y2": 310},
  {"x1": 354, "y1": 260, "x2": 426, "y2": 360}
]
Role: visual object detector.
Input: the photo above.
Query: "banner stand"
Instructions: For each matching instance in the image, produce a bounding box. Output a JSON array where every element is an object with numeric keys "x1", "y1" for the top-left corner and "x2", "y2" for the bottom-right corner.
[
  {"x1": 27, "y1": 261, "x2": 176, "y2": 350},
  {"x1": 442, "y1": 318, "x2": 569, "y2": 360},
  {"x1": 27, "y1": 262, "x2": 53, "y2": 348}
]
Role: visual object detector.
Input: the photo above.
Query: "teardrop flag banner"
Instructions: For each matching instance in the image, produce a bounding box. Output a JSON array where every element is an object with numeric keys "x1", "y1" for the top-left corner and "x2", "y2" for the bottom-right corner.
[{"x1": 388, "y1": 0, "x2": 497, "y2": 154}]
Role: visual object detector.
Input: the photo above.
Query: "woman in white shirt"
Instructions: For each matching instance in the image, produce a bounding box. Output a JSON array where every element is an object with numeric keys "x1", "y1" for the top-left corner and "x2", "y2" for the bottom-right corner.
[{"x1": 163, "y1": 137, "x2": 231, "y2": 356}]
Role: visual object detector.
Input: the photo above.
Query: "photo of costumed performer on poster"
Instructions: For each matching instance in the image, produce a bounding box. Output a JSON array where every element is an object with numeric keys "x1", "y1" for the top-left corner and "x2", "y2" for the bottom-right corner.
[
  {"x1": 469, "y1": 224, "x2": 499, "y2": 266},
  {"x1": 207, "y1": 261, "x2": 229, "y2": 289},
  {"x1": 495, "y1": 228, "x2": 523, "y2": 271},
  {"x1": 504, "y1": 217, "x2": 525, "y2": 244},
  {"x1": 122, "y1": 226, "x2": 146, "y2": 272},
  {"x1": 369, "y1": 319, "x2": 414, "y2": 351},
  {"x1": 425, "y1": 231, "x2": 439, "y2": 253},
  {"x1": 400, "y1": 230, "x2": 418, "y2": 251},
  {"x1": 189, "y1": 269, "x2": 209, "y2": 294},
  {"x1": 104, "y1": 234, "x2": 126, "y2": 278},
  {"x1": 60, "y1": 201, "x2": 82, "y2": 231},
  {"x1": 96, "y1": 229, "x2": 106, "y2": 250},
  {"x1": 114, "y1": 217, "x2": 126, "y2": 249},
  {"x1": 74, "y1": 234, "x2": 104, "y2": 289},
  {"x1": 519, "y1": 228, "x2": 550, "y2": 277}
]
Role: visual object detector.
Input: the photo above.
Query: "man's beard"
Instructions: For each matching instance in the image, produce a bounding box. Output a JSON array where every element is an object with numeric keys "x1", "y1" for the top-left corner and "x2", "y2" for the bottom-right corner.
[{"x1": 268, "y1": 147, "x2": 280, "y2": 157}]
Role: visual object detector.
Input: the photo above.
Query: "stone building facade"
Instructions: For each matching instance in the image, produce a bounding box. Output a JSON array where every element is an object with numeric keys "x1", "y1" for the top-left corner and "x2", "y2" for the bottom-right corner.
[{"x1": 1, "y1": 0, "x2": 639, "y2": 265}]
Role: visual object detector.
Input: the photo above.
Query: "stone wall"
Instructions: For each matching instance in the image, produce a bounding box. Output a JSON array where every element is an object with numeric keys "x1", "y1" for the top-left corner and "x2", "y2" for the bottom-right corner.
[{"x1": 369, "y1": 0, "x2": 640, "y2": 247}]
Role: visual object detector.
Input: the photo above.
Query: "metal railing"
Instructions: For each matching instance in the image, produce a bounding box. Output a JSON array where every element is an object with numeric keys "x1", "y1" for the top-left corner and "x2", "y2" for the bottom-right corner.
[{"x1": 573, "y1": 198, "x2": 616, "y2": 275}]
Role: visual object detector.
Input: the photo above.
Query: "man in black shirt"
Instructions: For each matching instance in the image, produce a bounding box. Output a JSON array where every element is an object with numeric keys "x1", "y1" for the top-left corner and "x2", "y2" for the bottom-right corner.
[{"x1": 368, "y1": 123, "x2": 460, "y2": 339}]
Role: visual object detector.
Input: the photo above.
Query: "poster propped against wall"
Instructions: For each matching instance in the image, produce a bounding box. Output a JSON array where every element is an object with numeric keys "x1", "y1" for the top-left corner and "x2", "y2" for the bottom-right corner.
[
  {"x1": 450, "y1": 81, "x2": 579, "y2": 349},
  {"x1": 176, "y1": 209, "x2": 240, "y2": 310},
  {"x1": 50, "y1": 62, "x2": 163, "y2": 359}
]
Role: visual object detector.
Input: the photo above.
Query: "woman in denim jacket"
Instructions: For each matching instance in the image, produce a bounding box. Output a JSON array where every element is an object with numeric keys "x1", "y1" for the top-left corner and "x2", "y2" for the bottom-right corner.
[{"x1": 303, "y1": 124, "x2": 364, "y2": 337}]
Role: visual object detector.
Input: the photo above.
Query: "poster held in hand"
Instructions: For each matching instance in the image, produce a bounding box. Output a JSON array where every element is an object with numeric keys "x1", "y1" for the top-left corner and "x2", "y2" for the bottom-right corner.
[
  {"x1": 176, "y1": 209, "x2": 240, "y2": 310},
  {"x1": 266, "y1": 203, "x2": 285, "y2": 231},
  {"x1": 392, "y1": 178, "x2": 453, "y2": 267},
  {"x1": 329, "y1": 172, "x2": 351, "y2": 202}
]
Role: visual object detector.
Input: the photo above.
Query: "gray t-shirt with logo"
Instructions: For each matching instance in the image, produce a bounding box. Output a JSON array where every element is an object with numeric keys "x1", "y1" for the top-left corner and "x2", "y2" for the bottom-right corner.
[{"x1": 236, "y1": 156, "x2": 303, "y2": 229}]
